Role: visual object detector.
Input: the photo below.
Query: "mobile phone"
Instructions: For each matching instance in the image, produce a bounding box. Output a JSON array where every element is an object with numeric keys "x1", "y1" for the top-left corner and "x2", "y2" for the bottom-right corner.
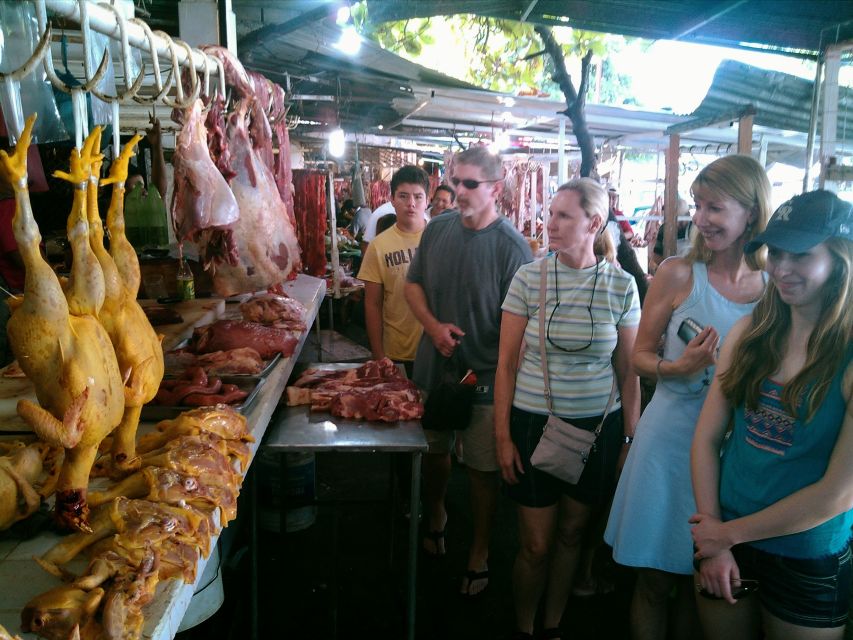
[
  {"x1": 677, "y1": 318, "x2": 703, "y2": 344},
  {"x1": 697, "y1": 579, "x2": 759, "y2": 600}
]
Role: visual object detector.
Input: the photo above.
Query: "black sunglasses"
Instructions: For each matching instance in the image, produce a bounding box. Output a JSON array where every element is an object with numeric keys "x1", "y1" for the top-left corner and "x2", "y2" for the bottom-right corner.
[
  {"x1": 450, "y1": 177, "x2": 502, "y2": 190},
  {"x1": 546, "y1": 254, "x2": 599, "y2": 353}
]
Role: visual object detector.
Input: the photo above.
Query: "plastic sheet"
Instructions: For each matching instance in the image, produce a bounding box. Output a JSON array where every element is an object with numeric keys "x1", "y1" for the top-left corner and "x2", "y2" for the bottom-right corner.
[{"x1": 0, "y1": 0, "x2": 67, "y2": 143}]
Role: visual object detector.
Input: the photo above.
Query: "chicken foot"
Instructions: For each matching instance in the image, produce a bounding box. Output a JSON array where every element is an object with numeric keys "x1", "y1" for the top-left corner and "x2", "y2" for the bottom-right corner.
[{"x1": 17, "y1": 389, "x2": 89, "y2": 450}]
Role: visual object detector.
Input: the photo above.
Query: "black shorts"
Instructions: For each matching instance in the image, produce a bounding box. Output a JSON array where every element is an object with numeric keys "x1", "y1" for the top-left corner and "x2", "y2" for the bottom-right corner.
[
  {"x1": 731, "y1": 543, "x2": 853, "y2": 628},
  {"x1": 503, "y1": 406, "x2": 622, "y2": 508}
]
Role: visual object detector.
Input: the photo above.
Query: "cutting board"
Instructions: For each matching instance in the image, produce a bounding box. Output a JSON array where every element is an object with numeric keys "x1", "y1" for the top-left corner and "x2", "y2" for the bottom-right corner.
[
  {"x1": 0, "y1": 298, "x2": 225, "y2": 431},
  {"x1": 141, "y1": 297, "x2": 226, "y2": 351}
]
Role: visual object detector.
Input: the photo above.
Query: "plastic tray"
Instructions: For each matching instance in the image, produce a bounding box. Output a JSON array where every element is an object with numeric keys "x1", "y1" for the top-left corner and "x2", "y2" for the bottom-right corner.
[{"x1": 141, "y1": 376, "x2": 266, "y2": 422}]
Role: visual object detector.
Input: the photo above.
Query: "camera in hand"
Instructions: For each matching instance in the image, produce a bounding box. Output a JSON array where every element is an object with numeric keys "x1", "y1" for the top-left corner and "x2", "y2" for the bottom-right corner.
[{"x1": 677, "y1": 318, "x2": 704, "y2": 344}]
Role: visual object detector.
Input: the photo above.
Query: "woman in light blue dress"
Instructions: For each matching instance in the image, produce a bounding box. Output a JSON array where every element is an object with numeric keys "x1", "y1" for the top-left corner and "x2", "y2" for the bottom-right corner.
[{"x1": 604, "y1": 155, "x2": 771, "y2": 640}]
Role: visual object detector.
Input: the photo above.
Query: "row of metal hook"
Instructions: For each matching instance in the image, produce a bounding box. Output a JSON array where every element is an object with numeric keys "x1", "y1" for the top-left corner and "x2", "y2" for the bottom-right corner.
[{"x1": 0, "y1": 0, "x2": 226, "y2": 110}]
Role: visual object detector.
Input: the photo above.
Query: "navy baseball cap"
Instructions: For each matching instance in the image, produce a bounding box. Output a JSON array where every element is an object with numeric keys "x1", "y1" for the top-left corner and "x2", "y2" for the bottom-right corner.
[{"x1": 745, "y1": 189, "x2": 853, "y2": 254}]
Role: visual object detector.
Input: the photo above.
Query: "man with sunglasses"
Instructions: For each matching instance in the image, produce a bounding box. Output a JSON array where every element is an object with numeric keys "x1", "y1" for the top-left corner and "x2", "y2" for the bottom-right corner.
[{"x1": 405, "y1": 145, "x2": 533, "y2": 596}]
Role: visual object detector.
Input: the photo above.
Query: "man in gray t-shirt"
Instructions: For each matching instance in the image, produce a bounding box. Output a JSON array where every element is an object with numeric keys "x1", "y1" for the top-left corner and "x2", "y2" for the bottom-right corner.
[{"x1": 405, "y1": 146, "x2": 532, "y2": 596}]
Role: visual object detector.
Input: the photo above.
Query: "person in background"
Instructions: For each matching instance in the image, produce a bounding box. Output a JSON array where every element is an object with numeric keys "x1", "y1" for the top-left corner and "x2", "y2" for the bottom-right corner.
[
  {"x1": 496, "y1": 178, "x2": 640, "y2": 640},
  {"x1": 348, "y1": 201, "x2": 372, "y2": 238},
  {"x1": 690, "y1": 190, "x2": 853, "y2": 640},
  {"x1": 357, "y1": 165, "x2": 429, "y2": 370},
  {"x1": 0, "y1": 170, "x2": 24, "y2": 366},
  {"x1": 649, "y1": 197, "x2": 693, "y2": 274},
  {"x1": 607, "y1": 185, "x2": 649, "y2": 304},
  {"x1": 124, "y1": 118, "x2": 169, "y2": 249},
  {"x1": 429, "y1": 184, "x2": 456, "y2": 218},
  {"x1": 405, "y1": 146, "x2": 532, "y2": 595},
  {"x1": 605, "y1": 155, "x2": 770, "y2": 640},
  {"x1": 339, "y1": 199, "x2": 356, "y2": 227}
]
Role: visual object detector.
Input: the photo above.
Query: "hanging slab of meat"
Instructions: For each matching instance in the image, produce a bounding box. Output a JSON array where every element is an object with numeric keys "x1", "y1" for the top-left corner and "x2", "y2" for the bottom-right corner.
[
  {"x1": 171, "y1": 99, "x2": 239, "y2": 243},
  {"x1": 286, "y1": 358, "x2": 424, "y2": 423},
  {"x1": 0, "y1": 118, "x2": 125, "y2": 532},
  {"x1": 204, "y1": 94, "x2": 236, "y2": 182},
  {"x1": 201, "y1": 45, "x2": 254, "y2": 99},
  {"x1": 292, "y1": 169, "x2": 328, "y2": 277},
  {"x1": 191, "y1": 319, "x2": 299, "y2": 360},
  {"x1": 240, "y1": 292, "x2": 307, "y2": 329},
  {"x1": 271, "y1": 82, "x2": 296, "y2": 228},
  {"x1": 208, "y1": 99, "x2": 302, "y2": 296}
]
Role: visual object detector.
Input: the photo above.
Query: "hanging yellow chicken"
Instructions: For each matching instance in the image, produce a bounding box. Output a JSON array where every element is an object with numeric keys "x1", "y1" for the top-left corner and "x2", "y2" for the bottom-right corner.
[
  {"x1": 86, "y1": 131, "x2": 164, "y2": 476},
  {"x1": 0, "y1": 116, "x2": 124, "y2": 532}
]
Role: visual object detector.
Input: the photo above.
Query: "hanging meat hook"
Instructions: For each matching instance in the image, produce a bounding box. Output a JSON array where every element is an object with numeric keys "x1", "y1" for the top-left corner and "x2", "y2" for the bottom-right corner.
[
  {"x1": 177, "y1": 39, "x2": 202, "y2": 104},
  {"x1": 90, "y1": 2, "x2": 146, "y2": 102},
  {"x1": 0, "y1": 20, "x2": 52, "y2": 82},
  {"x1": 34, "y1": 0, "x2": 110, "y2": 95},
  {"x1": 131, "y1": 18, "x2": 172, "y2": 104},
  {"x1": 156, "y1": 32, "x2": 198, "y2": 110}
]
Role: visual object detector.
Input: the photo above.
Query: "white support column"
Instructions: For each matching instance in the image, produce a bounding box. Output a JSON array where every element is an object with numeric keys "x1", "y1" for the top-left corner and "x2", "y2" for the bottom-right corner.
[
  {"x1": 529, "y1": 166, "x2": 538, "y2": 238},
  {"x1": 179, "y1": 0, "x2": 220, "y2": 48},
  {"x1": 557, "y1": 117, "x2": 567, "y2": 184},
  {"x1": 819, "y1": 45, "x2": 842, "y2": 190},
  {"x1": 541, "y1": 161, "x2": 550, "y2": 250}
]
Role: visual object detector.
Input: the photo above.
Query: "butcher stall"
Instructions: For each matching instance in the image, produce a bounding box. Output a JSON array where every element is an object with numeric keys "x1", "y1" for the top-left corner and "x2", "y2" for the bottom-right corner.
[{"x1": 0, "y1": 2, "x2": 427, "y2": 640}]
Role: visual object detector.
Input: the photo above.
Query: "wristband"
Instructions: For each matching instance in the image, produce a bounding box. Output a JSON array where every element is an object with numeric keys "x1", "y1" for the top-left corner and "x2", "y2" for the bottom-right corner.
[
  {"x1": 656, "y1": 357, "x2": 671, "y2": 379},
  {"x1": 623, "y1": 435, "x2": 633, "y2": 445}
]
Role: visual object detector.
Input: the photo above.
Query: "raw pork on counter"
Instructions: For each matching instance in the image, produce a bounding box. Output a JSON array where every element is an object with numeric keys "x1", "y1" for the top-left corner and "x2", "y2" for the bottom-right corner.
[
  {"x1": 286, "y1": 358, "x2": 424, "y2": 423},
  {"x1": 240, "y1": 292, "x2": 306, "y2": 330},
  {"x1": 191, "y1": 319, "x2": 299, "y2": 360}
]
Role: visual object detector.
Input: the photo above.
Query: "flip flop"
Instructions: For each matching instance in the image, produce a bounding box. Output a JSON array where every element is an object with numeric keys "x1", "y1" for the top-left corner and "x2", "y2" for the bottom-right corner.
[
  {"x1": 459, "y1": 568, "x2": 489, "y2": 597},
  {"x1": 422, "y1": 529, "x2": 446, "y2": 557}
]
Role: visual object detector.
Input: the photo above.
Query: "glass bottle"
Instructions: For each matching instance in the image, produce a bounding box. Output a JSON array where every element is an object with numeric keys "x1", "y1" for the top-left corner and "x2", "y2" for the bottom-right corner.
[{"x1": 176, "y1": 258, "x2": 195, "y2": 301}]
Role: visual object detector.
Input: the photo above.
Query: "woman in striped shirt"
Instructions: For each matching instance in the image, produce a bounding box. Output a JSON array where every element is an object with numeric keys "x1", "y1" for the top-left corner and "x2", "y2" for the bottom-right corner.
[{"x1": 495, "y1": 178, "x2": 641, "y2": 640}]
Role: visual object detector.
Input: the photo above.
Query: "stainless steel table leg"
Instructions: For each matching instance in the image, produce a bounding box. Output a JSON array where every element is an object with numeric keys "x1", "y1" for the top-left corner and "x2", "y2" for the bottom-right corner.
[
  {"x1": 407, "y1": 451, "x2": 422, "y2": 640},
  {"x1": 314, "y1": 314, "x2": 322, "y2": 362},
  {"x1": 250, "y1": 469, "x2": 258, "y2": 640}
]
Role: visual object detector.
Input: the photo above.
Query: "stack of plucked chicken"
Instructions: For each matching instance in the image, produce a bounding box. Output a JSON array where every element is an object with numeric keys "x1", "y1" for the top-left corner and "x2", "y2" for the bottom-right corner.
[{"x1": 22, "y1": 404, "x2": 252, "y2": 640}]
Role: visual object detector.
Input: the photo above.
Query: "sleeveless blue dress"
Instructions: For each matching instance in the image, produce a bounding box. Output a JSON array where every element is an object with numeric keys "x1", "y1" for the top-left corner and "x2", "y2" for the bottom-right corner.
[{"x1": 604, "y1": 262, "x2": 762, "y2": 574}]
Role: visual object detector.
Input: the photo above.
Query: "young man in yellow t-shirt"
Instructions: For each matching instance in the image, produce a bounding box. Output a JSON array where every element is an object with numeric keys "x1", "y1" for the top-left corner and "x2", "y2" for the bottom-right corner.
[{"x1": 357, "y1": 165, "x2": 430, "y2": 369}]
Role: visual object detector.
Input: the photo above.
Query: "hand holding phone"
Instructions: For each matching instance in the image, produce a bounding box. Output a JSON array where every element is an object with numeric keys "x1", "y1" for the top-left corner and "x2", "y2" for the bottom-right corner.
[{"x1": 677, "y1": 318, "x2": 703, "y2": 344}]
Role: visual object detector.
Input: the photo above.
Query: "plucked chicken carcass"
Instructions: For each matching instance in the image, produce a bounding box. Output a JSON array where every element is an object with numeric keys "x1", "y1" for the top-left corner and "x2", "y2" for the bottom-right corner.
[
  {"x1": 0, "y1": 442, "x2": 43, "y2": 530},
  {"x1": 20, "y1": 583, "x2": 104, "y2": 640},
  {"x1": 205, "y1": 99, "x2": 302, "y2": 296},
  {"x1": 0, "y1": 117, "x2": 124, "y2": 531},
  {"x1": 87, "y1": 133, "x2": 165, "y2": 475}
]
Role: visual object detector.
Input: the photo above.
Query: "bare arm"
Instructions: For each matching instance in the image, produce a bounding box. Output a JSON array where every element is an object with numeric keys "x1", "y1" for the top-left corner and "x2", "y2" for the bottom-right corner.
[
  {"x1": 614, "y1": 324, "x2": 640, "y2": 435},
  {"x1": 692, "y1": 359, "x2": 853, "y2": 552},
  {"x1": 363, "y1": 281, "x2": 385, "y2": 360},
  {"x1": 404, "y1": 281, "x2": 464, "y2": 358},
  {"x1": 146, "y1": 118, "x2": 167, "y2": 200},
  {"x1": 494, "y1": 310, "x2": 527, "y2": 484},
  {"x1": 633, "y1": 258, "x2": 718, "y2": 379}
]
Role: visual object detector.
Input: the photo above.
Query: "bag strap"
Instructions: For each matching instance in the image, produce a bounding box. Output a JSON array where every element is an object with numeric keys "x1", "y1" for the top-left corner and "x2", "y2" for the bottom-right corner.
[{"x1": 538, "y1": 257, "x2": 617, "y2": 435}]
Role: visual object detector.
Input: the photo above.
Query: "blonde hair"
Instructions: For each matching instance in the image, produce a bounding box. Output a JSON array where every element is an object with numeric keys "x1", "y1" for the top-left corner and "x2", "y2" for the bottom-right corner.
[
  {"x1": 557, "y1": 178, "x2": 616, "y2": 262},
  {"x1": 720, "y1": 238, "x2": 853, "y2": 421},
  {"x1": 686, "y1": 155, "x2": 772, "y2": 270}
]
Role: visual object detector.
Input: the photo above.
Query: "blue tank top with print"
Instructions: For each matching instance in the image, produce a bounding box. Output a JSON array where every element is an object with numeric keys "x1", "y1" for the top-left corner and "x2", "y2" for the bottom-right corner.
[{"x1": 720, "y1": 348, "x2": 853, "y2": 558}]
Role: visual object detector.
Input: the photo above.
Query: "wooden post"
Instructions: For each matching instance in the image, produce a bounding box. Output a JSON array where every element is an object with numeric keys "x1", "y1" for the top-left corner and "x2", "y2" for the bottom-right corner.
[
  {"x1": 738, "y1": 114, "x2": 754, "y2": 155},
  {"x1": 664, "y1": 134, "x2": 680, "y2": 259}
]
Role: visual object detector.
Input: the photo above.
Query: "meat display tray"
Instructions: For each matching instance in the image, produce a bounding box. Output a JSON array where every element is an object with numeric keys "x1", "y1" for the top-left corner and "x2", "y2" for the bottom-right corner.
[
  {"x1": 141, "y1": 376, "x2": 266, "y2": 422},
  {"x1": 164, "y1": 340, "x2": 282, "y2": 379}
]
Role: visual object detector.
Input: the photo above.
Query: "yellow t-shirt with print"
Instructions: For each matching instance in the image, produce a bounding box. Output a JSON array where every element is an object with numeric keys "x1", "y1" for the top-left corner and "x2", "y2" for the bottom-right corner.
[{"x1": 357, "y1": 225, "x2": 424, "y2": 361}]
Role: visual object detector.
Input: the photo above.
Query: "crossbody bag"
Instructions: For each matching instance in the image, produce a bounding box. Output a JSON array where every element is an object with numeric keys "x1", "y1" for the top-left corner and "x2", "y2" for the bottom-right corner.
[{"x1": 529, "y1": 257, "x2": 617, "y2": 484}]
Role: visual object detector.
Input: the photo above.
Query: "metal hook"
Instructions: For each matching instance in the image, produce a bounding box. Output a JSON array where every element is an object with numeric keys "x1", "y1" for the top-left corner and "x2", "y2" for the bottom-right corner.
[
  {"x1": 75, "y1": 0, "x2": 112, "y2": 93},
  {"x1": 90, "y1": 2, "x2": 145, "y2": 102},
  {"x1": 176, "y1": 39, "x2": 201, "y2": 104},
  {"x1": 198, "y1": 48, "x2": 211, "y2": 100},
  {"x1": 157, "y1": 31, "x2": 196, "y2": 109},
  {"x1": 0, "y1": 20, "x2": 52, "y2": 82},
  {"x1": 130, "y1": 18, "x2": 169, "y2": 104}
]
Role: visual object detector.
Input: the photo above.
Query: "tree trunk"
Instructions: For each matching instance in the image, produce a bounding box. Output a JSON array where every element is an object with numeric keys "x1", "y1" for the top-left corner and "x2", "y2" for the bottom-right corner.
[{"x1": 534, "y1": 26, "x2": 597, "y2": 178}]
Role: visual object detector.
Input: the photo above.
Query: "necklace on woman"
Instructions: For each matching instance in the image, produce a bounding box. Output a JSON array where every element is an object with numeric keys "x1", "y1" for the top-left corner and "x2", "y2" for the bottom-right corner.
[{"x1": 547, "y1": 253, "x2": 599, "y2": 353}]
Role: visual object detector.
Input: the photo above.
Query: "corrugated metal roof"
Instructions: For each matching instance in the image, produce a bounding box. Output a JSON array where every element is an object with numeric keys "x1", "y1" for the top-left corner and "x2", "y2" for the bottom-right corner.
[
  {"x1": 365, "y1": 0, "x2": 853, "y2": 55},
  {"x1": 689, "y1": 59, "x2": 853, "y2": 142}
]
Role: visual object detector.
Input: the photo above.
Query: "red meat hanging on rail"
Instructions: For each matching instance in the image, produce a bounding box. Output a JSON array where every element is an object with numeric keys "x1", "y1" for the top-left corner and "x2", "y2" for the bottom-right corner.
[
  {"x1": 368, "y1": 179, "x2": 391, "y2": 210},
  {"x1": 292, "y1": 169, "x2": 328, "y2": 277}
]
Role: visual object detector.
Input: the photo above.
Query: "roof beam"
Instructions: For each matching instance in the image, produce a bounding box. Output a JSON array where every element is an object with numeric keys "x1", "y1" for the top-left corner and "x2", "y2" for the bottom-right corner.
[
  {"x1": 670, "y1": 0, "x2": 749, "y2": 41},
  {"x1": 238, "y1": 5, "x2": 329, "y2": 52},
  {"x1": 665, "y1": 105, "x2": 756, "y2": 135}
]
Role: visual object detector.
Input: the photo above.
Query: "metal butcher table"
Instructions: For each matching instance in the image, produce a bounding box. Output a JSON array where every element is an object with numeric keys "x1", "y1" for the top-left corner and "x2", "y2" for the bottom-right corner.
[{"x1": 259, "y1": 365, "x2": 427, "y2": 640}]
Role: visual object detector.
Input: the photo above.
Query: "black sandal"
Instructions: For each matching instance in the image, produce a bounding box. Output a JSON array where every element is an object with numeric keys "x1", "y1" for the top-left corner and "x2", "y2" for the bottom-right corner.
[{"x1": 459, "y1": 568, "x2": 489, "y2": 597}]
